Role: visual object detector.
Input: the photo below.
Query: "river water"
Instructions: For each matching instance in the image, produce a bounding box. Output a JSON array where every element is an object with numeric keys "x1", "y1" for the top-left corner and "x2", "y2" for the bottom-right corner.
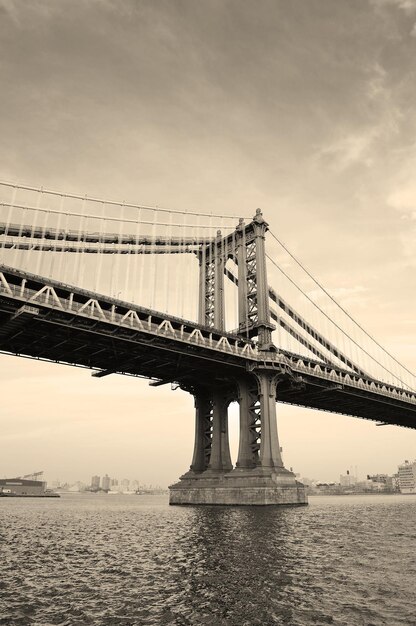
[{"x1": 0, "y1": 493, "x2": 415, "y2": 626}]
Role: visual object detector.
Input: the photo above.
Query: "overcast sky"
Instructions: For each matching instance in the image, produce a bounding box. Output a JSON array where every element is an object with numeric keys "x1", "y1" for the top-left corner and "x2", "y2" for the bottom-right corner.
[{"x1": 0, "y1": 0, "x2": 415, "y2": 486}]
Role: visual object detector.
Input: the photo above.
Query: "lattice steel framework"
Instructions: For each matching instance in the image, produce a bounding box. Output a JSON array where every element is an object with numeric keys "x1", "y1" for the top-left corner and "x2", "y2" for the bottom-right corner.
[
  {"x1": 202, "y1": 252, "x2": 216, "y2": 328},
  {"x1": 198, "y1": 231, "x2": 225, "y2": 330},
  {"x1": 203, "y1": 399, "x2": 214, "y2": 470},
  {"x1": 244, "y1": 238, "x2": 258, "y2": 331},
  {"x1": 247, "y1": 380, "x2": 261, "y2": 464},
  {"x1": 198, "y1": 209, "x2": 274, "y2": 349}
]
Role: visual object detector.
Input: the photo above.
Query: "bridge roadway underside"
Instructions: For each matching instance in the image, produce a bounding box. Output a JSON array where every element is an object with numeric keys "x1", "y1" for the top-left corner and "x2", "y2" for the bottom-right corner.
[
  {"x1": 0, "y1": 270, "x2": 414, "y2": 429},
  {"x1": 0, "y1": 302, "x2": 245, "y2": 394}
]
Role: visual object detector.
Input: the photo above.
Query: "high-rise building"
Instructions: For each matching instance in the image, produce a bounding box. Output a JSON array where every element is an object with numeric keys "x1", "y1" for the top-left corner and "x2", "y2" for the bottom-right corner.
[
  {"x1": 91, "y1": 475, "x2": 100, "y2": 490},
  {"x1": 101, "y1": 474, "x2": 111, "y2": 491},
  {"x1": 340, "y1": 470, "x2": 357, "y2": 487},
  {"x1": 397, "y1": 460, "x2": 416, "y2": 494},
  {"x1": 121, "y1": 478, "x2": 130, "y2": 491}
]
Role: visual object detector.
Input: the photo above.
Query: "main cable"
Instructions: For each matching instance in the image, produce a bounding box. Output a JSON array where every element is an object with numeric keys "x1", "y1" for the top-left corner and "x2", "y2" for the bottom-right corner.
[{"x1": 0, "y1": 181, "x2": 250, "y2": 220}]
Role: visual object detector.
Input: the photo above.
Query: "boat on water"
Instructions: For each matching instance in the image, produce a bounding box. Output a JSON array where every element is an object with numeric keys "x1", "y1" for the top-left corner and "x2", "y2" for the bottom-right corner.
[
  {"x1": 135, "y1": 488, "x2": 167, "y2": 495},
  {"x1": 0, "y1": 477, "x2": 60, "y2": 498}
]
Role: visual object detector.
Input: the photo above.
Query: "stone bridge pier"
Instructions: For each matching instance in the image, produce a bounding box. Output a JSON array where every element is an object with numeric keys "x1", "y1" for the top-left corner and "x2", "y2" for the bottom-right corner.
[{"x1": 169, "y1": 371, "x2": 307, "y2": 505}]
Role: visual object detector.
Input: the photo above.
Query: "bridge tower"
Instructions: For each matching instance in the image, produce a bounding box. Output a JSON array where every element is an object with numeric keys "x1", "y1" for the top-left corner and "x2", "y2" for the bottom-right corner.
[{"x1": 169, "y1": 210, "x2": 307, "y2": 505}]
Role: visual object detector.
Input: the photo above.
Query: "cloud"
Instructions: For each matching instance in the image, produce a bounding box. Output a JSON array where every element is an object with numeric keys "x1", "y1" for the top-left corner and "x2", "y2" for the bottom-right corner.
[
  {"x1": 366, "y1": 63, "x2": 388, "y2": 99},
  {"x1": 315, "y1": 61, "x2": 401, "y2": 172},
  {"x1": 0, "y1": 0, "x2": 59, "y2": 27},
  {"x1": 401, "y1": 230, "x2": 416, "y2": 265},
  {"x1": 371, "y1": 0, "x2": 416, "y2": 13},
  {"x1": 370, "y1": 0, "x2": 416, "y2": 35},
  {"x1": 318, "y1": 130, "x2": 378, "y2": 170},
  {"x1": 386, "y1": 145, "x2": 416, "y2": 214},
  {"x1": 388, "y1": 183, "x2": 416, "y2": 212}
]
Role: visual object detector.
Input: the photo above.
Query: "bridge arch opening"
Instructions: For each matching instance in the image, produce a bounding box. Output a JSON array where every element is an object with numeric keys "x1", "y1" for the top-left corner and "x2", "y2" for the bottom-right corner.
[
  {"x1": 224, "y1": 256, "x2": 239, "y2": 333},
  {"x1": 227, "y1": 400, "x2": 240, "y2": 467}
]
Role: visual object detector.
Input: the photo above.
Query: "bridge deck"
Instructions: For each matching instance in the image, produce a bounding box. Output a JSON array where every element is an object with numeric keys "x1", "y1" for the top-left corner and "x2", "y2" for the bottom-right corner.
[{"x1": 0, "y1": 265, "x2": 415, "y2": 429}]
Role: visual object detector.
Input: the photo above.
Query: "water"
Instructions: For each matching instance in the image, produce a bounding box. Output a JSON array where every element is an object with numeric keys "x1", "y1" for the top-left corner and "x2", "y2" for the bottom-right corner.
[{"x1": 0, "y1": 493, "x2": 415, "y2": 626}]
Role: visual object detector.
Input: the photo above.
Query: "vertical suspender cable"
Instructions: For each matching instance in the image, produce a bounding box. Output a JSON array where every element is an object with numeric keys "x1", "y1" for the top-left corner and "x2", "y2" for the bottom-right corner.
[
  {"x1": 58, "y1": 199, "x2": 69, "y2": 284},
  {"x1": 38, "y1": 206, "x2": 49, "y2": 278},
  {"x1": 95, "y1": 201, "x2": 105, "y2": 295},
  {"x1": 185, "y1": 209, "x2": 192, "y2": 320},
  {"x1": 131, "y1": 207, "x2": 141, "y2": 305},
  {"x1": 77, "y1": 196, "x2": 87, "y2": 290},
  {"x1": 50, "y1": 195, "x2": 63, "y2": 280},
  {"x1": 138, "y1": 209, "x2": 146, "y2": 308},
  {"x1": 115, "y1": 202, "x2": 125, "y2": 299},
  {"x1": 196, "y1": 214, "x2": 203, "y2": 325},
  {"x1": 178, "y1": 213, "x2": 185, "y2": 318},
  {"x1": 165, "y1": 208, "x2": 173, "y2": 315},
  {"x1": 123, "y1": 204, "x2": 132, "y2": 301},
  {"x1": 179, "y1": 212, "x2": 185, "y2": 319},
  {"x1": 3, "y1": 185, "x2": 17, "y2": 264},
  {"x1": 15, "y1": 188, "x2": 26, "y2": 271},
  {"x1": 72, "y1": 198, "x2": 82, "y2": 287},
  {"x1": 151, "y1": 208, "x2": 158, "y2": 310},
  {"x1": 30, "y1": 187, "x2": 41, "y2": 275}
]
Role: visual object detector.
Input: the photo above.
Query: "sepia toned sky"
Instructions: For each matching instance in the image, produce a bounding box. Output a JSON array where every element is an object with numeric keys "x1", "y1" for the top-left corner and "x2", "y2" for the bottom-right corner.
[{"x1": 0, "y1": 0, "x2": 415, "y2": 486}]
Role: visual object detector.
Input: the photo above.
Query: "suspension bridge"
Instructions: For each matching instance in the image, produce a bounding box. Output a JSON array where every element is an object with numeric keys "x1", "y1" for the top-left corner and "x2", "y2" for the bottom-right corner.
[{"x1": 0, "y1": 181, "x2": 414, "y2": 505}]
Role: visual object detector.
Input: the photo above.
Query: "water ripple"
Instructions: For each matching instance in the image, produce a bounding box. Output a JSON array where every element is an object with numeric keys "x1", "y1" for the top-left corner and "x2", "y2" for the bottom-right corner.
[{"x1": 0, "y1": 494, "x2": 415, "y2": 625}]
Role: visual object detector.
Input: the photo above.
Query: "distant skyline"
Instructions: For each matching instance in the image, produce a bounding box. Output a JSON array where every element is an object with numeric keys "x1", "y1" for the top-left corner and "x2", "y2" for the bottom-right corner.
[
  {"x1": 31, "y1": 455, "x2": 416, "y2": 489},
  {"x1": 1, "y1": 0, "x2": 415, "y2": 485}
]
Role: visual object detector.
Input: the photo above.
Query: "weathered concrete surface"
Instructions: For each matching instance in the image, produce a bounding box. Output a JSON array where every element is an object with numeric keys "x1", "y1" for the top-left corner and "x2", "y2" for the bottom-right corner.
[{"x1": 169, "y1": 470, "x2": 308, "y2": 506}]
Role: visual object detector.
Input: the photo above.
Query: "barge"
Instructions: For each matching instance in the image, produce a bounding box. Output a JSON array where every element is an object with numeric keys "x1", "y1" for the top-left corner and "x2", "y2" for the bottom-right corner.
[{"x1": 0, "y1": 477, "x2": 60, "y2": 497}]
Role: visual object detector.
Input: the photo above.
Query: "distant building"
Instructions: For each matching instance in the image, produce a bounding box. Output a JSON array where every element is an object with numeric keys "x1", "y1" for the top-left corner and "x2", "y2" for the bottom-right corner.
[
  {"x1": 398, "y1": 460, "x2": 416, "y2": 494},
  {"x1": 91, "y1": 475, "x2": 100, "y2": 490},
  {"x1": 301, "y1": 477, "x2": 316, "y2": 486},
  {"x1": 365, "y1": 474, "x2": 389, "y2": 492},
  {"x1": 367, "y1": 474, "x2": 388, "y2": 484},
  {"x1": 340, "y1": 470, "x2": 357, "y2": 487},
  {"x1": 121, "y1": 478, "x2": 130, "y2": 491},
  {"x1": 101, "y1": 474, "x2": 111, "y2": 491},
  {"x1": 362, "y1": 479, "x2": 385, "y2": 492},
  {"x1": 389, "y1": 474, "x2": 400, "y2": 492}
]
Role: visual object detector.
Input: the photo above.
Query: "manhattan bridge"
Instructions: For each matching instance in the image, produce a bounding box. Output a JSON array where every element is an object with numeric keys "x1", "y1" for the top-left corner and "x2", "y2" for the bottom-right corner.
[{"x1": 0, "y1": 181, "x2": 415, "y2": 505}]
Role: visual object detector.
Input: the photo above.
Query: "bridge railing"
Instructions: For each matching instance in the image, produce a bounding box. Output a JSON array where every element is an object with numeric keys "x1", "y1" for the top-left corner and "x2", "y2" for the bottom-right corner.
[
  {"x1": 263, "y1": 352, "x2": 416, "y2": 405},
  {"x1": 0, "y1": 269, "x2": 259, "y2": 361}
]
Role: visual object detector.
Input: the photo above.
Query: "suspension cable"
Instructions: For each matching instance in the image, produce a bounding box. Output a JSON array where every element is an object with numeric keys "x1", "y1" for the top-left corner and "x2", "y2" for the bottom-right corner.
[
  {"x1": 268, "y1": 229, "x2": 416, "y2": 383},
  {"x1": 266, "y1": 251, "x2": 414, "y2": 391},
  {"x1": 0, "y1": 201, "x2": 237, "y2": 231},
  {"x1": 0, "y1": 180, "x2": 250, "y2": 220}
]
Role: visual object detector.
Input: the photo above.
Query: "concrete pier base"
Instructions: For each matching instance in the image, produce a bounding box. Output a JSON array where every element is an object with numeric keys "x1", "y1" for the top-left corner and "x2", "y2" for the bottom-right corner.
[{"x1": 169, "y1": 468, "x2": 307, "y2": 506}]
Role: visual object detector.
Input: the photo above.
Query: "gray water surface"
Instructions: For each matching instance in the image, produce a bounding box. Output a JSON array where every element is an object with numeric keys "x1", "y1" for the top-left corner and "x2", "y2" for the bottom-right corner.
[{"x1": 0, "y1": 493, "x2": 415, "y2": 626}]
